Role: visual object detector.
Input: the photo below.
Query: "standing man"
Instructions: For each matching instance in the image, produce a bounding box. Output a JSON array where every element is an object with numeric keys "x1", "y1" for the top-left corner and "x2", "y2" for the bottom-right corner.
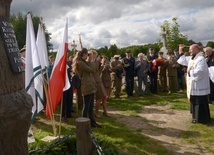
[
  {"x1": 62, "y1": 57, "x2": 74, "y2": 122},
  {"x1": 122, "y1": 50, "x2": 135, "y2": 97},
  {"x1": 204, "y1": 47, "x2": 214, "y2": 104},
  {"x1": 187, "y1": 44, "x2": 210, "y2": 124},
  {"x1": 110, "y1": 55, "x2": 124, "y2": 98},
  {"x1": 174, "y1": 49, "x2": 184, "y2": 92},
  {"x1": 135, "y1": 53, "x2": 148, "y2": 96},
  {"x1": 147, "y1": 48, "x2": 158, "y2": 94},
  {"x1": 158, "y1": 51, "x2": 167, "y2": 92}
]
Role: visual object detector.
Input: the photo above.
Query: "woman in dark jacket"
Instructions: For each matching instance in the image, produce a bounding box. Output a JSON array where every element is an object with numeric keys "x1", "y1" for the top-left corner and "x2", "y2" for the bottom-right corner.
[{"x1": 72, "y1": 48, "x2": 101, "y2": 128}]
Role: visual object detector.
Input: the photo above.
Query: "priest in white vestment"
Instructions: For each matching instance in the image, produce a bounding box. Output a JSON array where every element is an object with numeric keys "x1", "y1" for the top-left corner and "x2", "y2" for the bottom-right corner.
[{"x1": 186, "y1": 44, "x2": 210, "y2": 124}]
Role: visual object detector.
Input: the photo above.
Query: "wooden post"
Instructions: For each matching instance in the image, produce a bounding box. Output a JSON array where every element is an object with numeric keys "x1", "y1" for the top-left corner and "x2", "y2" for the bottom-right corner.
[{"x1": 76, "y1": 117, "x2": 94, "y2": 155}]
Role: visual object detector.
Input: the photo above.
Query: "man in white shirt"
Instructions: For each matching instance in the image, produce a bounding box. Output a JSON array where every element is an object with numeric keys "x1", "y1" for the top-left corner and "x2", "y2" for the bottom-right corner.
[{"x1": 187, "y1": 44, "x2": 210, "y2": 124}]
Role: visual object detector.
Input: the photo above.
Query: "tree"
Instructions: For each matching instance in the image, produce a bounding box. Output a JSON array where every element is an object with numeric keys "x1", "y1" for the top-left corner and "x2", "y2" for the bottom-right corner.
[
  {"x1": 161, "y1": 17, "x2": 188, "y2": 50},
  {"x1": 206, "y1": 41, "x2": 214, "y2": 48},
  {"x1": 108, "y1": 44, "x2": 118, "y2": 58},
  {"x1": 97, "y1": 46, "x2": 109, "y2": 57},
  {"x1": 10, "y1": 12, "x2": 53, "y2": 52}
]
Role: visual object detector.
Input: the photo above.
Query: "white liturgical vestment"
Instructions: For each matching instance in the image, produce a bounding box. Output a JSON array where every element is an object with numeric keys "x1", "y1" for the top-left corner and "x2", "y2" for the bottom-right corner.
[{"x1": 186, "y1": 52, "x2": 210, "y2": 98}]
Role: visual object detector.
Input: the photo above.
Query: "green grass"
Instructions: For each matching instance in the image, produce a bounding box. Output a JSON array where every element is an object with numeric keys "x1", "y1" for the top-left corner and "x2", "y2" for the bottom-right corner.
[
  {"x1": 182, "y1": 106, "x2": 214, "y2": 154},
  {"x1": 29, "y1": 91, "x2": 214, "y2": 155}
]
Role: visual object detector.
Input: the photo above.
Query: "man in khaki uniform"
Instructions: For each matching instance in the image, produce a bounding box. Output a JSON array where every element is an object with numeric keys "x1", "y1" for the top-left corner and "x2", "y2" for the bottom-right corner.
[
  {"x1": 166, "y1": 51, "x2": 179, "y2": 94},
  {"x1": 110, "y1": 55, "x2": 124, "y2": 98}
]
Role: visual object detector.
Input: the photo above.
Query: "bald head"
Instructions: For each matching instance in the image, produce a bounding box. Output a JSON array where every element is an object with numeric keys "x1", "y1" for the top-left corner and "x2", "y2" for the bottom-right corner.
[{"x1": 189, "y1": 44, "x2": 200, "y2": 56}]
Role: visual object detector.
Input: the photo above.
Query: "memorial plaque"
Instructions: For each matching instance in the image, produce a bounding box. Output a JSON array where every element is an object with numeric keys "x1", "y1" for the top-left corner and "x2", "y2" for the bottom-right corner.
[{"x1": 0, "y1": 21, "x2": 24, "y2": 73}]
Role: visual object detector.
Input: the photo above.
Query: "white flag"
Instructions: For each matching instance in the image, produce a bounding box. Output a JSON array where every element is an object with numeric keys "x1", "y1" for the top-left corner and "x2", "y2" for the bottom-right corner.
[
  {"x1": 25, "y1": 14, "x2": 44, "y2": 118},
  {"x1": 36, "y1": 24, "x2": 49, "y2": 70}
]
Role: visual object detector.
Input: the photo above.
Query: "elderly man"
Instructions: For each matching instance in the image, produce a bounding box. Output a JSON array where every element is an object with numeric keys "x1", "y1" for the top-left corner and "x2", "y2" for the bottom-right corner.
[
  {"x1": 204, "y1": 47, "x2": 214, "y2": 104},
  {"x1": 135, "y1": 53, "x2": 148, "y2": 96},
  {"x1": 187, "y1": 44, "x2": 210, "y2": 124}
]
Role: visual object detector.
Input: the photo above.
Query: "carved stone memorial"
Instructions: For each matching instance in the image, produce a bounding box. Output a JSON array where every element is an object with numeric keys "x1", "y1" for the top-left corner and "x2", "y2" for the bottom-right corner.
[
  {"x1": 0, "y1": 0, "x2": 33, "y2": 155},
  {"x1": 160, "y1": 26, "x2": 170, "y2": 58}
]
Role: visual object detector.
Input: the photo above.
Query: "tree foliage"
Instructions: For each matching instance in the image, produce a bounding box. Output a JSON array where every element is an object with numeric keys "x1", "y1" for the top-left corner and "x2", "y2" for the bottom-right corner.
[
  {"x1": 161, "y1": 17, "x2": 188, "y2": 51},
  {"x1": 206, "y1": 41, "x2": 214, "y2": 48},
  {"x1": 96, "y1": 43, "x2": 161, "y2": 60},
  {"x1": 10, "y1": 12, "x2": 53, "y2": 52}
]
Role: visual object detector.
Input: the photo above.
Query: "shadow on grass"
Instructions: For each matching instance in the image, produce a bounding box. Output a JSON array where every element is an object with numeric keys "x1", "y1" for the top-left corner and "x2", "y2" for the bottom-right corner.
[
  {"x1": 32, "y1": 114, "x2": 76, "y2": 137},
  {"x1": 101, "y1": 110, "x2": 203, "y2": 155},
  {"x1": 108, "y1": 92, "x2": 189, "y2": 114},
  {"x1": 95, "y1": 116, "x2": 173, "y2": 155}
]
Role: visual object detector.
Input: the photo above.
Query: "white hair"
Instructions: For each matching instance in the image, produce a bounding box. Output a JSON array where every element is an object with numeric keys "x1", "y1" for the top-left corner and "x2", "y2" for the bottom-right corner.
[
  {"x1": 204, "y1": 47, "x2": 212, "y2": 52},
  {"x1": 138, "y1": 53, "x2": 144, "y2": 57}
]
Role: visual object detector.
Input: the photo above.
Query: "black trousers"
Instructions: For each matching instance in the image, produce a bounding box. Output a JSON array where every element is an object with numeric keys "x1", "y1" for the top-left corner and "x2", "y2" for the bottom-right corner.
[
  {"x1": 149, "y1": 72, "x2": 158, "y2": 94},
  {"x1": 125, "y1": 76, "x2": 134, "y2": 96},
  {"x1": 82, "y1": 93, "x2": 96, "y2": 125},
  {"x1": 62, "y1": 87, "x2": 73, "y2": 117},
  {"x1": 190, "y1": 95, "x2": 211, "y2": 123}
]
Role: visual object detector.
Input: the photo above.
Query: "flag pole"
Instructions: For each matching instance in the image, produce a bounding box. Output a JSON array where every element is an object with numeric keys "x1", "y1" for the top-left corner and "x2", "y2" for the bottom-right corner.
[
  {"x1": 42, "y1": 69, "x2": 57, "y2": 137},
  {"x1": 78, "y1": 34, "x2": 83, "y2": 50},
  {"x1": 46, "y1": 81, "x2": 57, "y2": 136},
  {"x1": 58, "y1": 97, "x2": 64, "y2": 138}
]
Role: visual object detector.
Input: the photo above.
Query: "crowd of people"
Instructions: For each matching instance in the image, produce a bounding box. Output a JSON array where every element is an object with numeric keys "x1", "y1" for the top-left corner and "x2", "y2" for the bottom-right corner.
[{"x1": 47, "y1": 44, "x2": 214, "y2": 126}]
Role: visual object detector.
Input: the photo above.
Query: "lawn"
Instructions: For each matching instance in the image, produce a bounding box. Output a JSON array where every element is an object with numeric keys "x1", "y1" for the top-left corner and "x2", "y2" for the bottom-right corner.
[{"x1": 29, "y1": 91, "x2": 214, "y2": 155}]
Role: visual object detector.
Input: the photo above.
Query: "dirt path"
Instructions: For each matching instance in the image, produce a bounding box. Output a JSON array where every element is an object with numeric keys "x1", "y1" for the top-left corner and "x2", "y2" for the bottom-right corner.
[{"x1": 108, "y1": 104, "x2": 212, "y2": 155}]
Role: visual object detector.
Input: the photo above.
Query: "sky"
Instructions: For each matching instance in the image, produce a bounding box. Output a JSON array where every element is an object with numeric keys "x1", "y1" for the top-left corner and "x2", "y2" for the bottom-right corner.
[{"x1": 10, "y1": 0, "x2": 214, "y2": 51}]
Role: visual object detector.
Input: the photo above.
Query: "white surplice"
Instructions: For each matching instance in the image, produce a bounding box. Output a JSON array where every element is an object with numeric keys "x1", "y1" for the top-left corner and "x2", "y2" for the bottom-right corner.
[{"x1": 186, "y1": 52, "x2": 210, "y2": 99}]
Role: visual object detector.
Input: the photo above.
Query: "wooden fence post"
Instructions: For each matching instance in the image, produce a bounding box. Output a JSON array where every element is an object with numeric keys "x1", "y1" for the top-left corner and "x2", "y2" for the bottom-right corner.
[{"x1": 76, "y1": 117, "x2": 94, "y2": 155}]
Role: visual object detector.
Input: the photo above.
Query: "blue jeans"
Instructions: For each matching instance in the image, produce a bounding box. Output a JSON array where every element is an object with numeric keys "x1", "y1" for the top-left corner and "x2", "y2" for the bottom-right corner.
[{"x1": 177, "y1": 73, "x2": 184, "y2": 90}]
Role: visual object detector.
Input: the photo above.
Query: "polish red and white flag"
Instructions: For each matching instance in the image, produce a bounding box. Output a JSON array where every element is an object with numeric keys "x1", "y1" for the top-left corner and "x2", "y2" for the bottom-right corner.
[{"x1": 46, "y1": 19, "x2": 70, "y2": 118}]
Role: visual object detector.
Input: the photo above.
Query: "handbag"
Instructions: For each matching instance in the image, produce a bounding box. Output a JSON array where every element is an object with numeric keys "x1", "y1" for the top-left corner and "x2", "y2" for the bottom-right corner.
[{"x1": 71, "y1": 74, "x2": 81, "y2": 89}]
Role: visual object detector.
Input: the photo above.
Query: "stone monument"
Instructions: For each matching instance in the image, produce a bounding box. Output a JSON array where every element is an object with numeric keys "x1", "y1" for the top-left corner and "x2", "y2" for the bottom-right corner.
[
  {"x1": 0, "y1": 0, "x2": 33, "y2": 154},
  {"x1": 160, "y1": 26, "x2": 170, "y2": 58}
]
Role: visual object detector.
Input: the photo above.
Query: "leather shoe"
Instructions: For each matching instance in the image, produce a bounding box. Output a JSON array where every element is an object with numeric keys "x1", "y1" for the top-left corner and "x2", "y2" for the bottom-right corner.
[
  {"x1": 94, "y1": 114, "x2": 101, "y2": 118},
  {"x1": 91, "y1": 123, "x2": 102, "y2": 128},
  {"x1": 103, "y1": 112, "x2": 109, "y2": 117}
]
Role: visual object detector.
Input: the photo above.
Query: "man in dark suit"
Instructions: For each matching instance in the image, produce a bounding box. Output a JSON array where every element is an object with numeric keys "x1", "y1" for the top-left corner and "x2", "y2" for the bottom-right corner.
[
  {"x1": 204, "y1": 47, "x2": 214, "y2": 104},
  {"x1": 122, "y1": 50, "x2": 135, "y2": 97},
  {"x1": 147, "y1": 48, "x2": 158, "y2": 94}
]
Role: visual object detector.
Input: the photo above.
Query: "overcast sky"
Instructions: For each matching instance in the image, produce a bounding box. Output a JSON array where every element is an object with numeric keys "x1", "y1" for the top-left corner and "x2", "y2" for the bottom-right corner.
[{"x1": 10, "y1": 0, "x2": 214, "y2": 50}]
